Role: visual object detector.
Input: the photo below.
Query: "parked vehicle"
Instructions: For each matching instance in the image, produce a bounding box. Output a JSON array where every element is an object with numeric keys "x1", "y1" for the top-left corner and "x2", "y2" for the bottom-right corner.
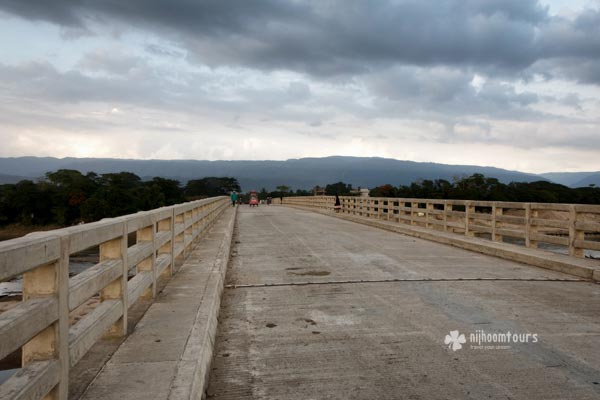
[{"x1": 249, "y1": 190, "x2": 259, "y2": 207}]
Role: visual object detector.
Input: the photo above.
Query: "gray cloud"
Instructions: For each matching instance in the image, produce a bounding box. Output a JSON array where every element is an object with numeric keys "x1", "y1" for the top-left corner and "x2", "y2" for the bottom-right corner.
[
  {"x1": 77, "y1": 49, "x2": 144, "y2": 75},
  {"x1": 365, "y1": 66, "x2": 543, "y2": 122},
  {"x1": 0, "y1": 59, "x2": 330, "y2": 128},
  {"x1": 5, "y1": 54, "x2": 593, "y2": 151},
  {"x1": 144, "y1": 44, "x2": 185, "y2": 59},
  {"x1": 1, "y1": 0, "x2": 598, "y2": 83}
]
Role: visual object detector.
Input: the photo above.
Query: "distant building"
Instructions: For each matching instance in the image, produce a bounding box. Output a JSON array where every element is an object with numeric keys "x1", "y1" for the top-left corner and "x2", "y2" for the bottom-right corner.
[
  {"x1": 313, "y1": 186, "x2": 326, "y2": 196},
  {"x1": 349, "y1": 187, "x2": 369, "y2": 197}
]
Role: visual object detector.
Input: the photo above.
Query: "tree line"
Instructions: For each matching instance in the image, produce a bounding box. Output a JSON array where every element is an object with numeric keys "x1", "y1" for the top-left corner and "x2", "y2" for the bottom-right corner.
[
  {"x1": 369, "y1": 174, "x2": 600, "y2": 204},
  {"x1": 0, "y1": 170, "x2": 240, "y2": 227},
  {"x1": 3, "y1": 171, "x2": 598, "y2": 228}
]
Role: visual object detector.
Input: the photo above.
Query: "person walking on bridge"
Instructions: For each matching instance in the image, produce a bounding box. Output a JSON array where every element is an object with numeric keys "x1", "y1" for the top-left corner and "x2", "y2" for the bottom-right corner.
[{"x1": 230, "y1": 191, "x2": 238, "y2": 207}]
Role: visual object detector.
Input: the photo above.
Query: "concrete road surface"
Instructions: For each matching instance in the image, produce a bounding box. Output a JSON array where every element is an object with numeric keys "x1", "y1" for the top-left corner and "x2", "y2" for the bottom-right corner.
[{"x1": 207, "y1": 206, "x2": 600, "y2": 399}]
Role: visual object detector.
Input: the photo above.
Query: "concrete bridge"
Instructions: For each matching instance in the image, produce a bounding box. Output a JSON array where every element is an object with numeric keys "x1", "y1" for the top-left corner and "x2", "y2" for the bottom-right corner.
[{"x1": 1, "y1": 196, "x2": 599, "y2": 399}]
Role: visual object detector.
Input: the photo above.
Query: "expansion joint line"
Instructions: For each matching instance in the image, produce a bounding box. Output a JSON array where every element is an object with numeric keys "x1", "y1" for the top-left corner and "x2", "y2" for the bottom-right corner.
[{"x1": 225, "y1": 277, "x2": 587, "y2": 289}]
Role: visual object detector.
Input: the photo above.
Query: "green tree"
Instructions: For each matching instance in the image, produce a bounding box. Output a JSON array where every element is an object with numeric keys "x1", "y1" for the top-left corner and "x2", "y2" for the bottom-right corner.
[
  {"x1": 45, "y1": 169, "x2": 98, "y2": 225},
  {"x1": 12, "y1": 180, "x2": 53, "y2": 225},
  {"x1": 324, "y1": 182, "x2": 353, "y2": 195},
  {"x1": 87, "y1": 172, "x2": 142, "y2": 218},
  {"x1": 185, "y1": 177, "x2": 241, "y2": 199},
  {"x1": 370, "y1": 184, "x2": 397, "y2": 197},
  {"x1": 147, "y1": 177, "x2": 184, "y2": 205}
]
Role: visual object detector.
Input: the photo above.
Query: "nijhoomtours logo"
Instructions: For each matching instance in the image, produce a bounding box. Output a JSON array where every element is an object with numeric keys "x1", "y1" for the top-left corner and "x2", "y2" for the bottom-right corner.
[
  {"x1": 444, "y1": 330, "x2": 466, "y2": 351},
  {"x1": 444, "y1": 329, "x2": 539, "y2": 351}
]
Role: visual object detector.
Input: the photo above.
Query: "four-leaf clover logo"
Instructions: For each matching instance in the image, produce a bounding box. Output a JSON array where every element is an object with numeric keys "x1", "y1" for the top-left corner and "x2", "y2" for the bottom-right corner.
[{"x1": 445, "y1": 330, "x2": 466, "y2": 351}]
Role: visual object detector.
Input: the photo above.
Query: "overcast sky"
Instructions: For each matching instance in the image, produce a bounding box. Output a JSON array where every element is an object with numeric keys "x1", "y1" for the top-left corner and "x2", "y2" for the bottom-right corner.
[{"x1": 1, "y1": 0, "x2": 599, "y2": 173}]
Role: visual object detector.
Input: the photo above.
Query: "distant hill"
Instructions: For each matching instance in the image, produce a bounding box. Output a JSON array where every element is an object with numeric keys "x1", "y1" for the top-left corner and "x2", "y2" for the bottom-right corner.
[
  {"x1": 541, "y1": 171, "x2": 600, "y2": 187},
  {"x1": 572, "y1": 173, "x2": 600, "y2": 188},
  {"x1": 0, "y1": 156, "x2": 546, "y2": 191},
  {"x1": 0, "y1": 173, "x2": 31, "y2": 184}
]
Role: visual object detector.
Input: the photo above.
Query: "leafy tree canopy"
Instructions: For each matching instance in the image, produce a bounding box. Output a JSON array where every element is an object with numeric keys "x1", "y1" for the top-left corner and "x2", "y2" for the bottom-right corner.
[
  {"x1": 369, "y1": 174, "x2": 600, "y2": 204},
  {"x1": 325, "y1": 181, "x2": 353, "y2": 195},
  {"x1": 0, "y1": 171, "x2": 240, "y2": 227}
]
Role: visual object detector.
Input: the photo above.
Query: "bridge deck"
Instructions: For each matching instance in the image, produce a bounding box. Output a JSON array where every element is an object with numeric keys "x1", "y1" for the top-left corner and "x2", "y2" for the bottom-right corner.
[{"x1": 207, "y1": 206, "x2": 600, "y2": 399}]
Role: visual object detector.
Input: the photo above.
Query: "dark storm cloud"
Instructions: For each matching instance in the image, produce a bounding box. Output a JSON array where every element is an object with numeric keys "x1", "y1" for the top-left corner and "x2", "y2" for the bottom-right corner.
[
  {"x1": 2, "y1": 0, "x2": 599, "y2": 83},
  {"x1": 0, "y1": 0, "x2": 84, "y2": 27}
]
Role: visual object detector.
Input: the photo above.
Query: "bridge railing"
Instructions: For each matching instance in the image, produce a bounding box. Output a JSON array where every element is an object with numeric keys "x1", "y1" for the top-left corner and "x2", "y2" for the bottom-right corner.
[
  {"x1": 0, "y1": 196, "x2": 229, "y2": 400},
  {"x1": 283, "y1": 196, "x2": 600, "y2": 259}
]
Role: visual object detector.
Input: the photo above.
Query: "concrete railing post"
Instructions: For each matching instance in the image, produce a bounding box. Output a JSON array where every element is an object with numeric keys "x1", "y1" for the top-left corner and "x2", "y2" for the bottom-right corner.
[
  {"x1": 443, "y1": 201, "x2": 450, "y2": 232},
  {"x1": 426, "y1": 202, "x2": 433, "y2": 229},
  {"x1": 174, "y1": 210, "x2": 185, "y2": 270},
  {"x1": 465, "y1": 201, "x2": 474, "y2": 237},
  {"x1": 137, "y1": 222, "x2": 156, "y2": 299},
  {"x1": 372, "y1": 199, "x2": 377, "y2": 218},
  {"x1": 569, "y1": 205, "x2": 584, "y2": 258},
  {"x1": 158, "y1": 213, "x2": 174, "y2": 278},
  {"x1": 184, "y1": 209, "x2": 193, "y2": 257},
  {"x1": 492, "y1": 203, "x2": 503, "y2": 242},
  {"x1": 411, "y1": 202, "x2": 418, "y2": 226},
  {"x1": 99, "y1": 223, "x2": 128, "y2": 337},
  {"x1": 202, "y1": 204, "x2": 209, "y2": 237},
  {"x1": 525, "y1": 204, "x2": 538, "y2": 248},
  {"x1": 191, "y1": 206, "x2": 199, "y2": 245},
  {"x1": 531, "y1": 208, "x2": 539, "y2": 248},
  {"x1": 386, "y1": 199, "x2": 391, "y2": 221},
  {"x1": 21, "y1": 236, "x2": 70, "y2": 400}
]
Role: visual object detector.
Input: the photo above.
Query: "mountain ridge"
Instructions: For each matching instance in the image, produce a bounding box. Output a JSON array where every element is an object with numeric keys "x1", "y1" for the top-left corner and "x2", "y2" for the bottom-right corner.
[{"x1": 0, "y1": 155, "x2": 577, "y2": 190}]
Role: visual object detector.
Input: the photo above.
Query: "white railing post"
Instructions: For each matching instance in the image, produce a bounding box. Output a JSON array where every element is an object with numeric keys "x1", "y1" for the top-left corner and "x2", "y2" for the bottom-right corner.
[
  {"x1": 158, "y1": 212, "x2": 174, "y2": 278},
  {"x1": 174, "y1": 210, "x2": 185, "y2": 268},
  {"x1": 465, "y1": 201, "x2": 474, "y2": 237},
  {"x1": 492, "y1": 203, "x2": 502, "y2": 242},
  {"x1": 192, "y1": 204, "x2": 200, "y2": 244},
  {"x1": 569, "y1": 205, "x2": 584, "y2": 257},
  {"x1": 525, "y1": 204, "x2": 538, "y2": 248},
  {"x1": 426, "y1": 202, "x2": 433, "y2": 229},
  {"x1": 21, "y1": 235, "x2": 70, "y2": 400},
  {"x1": 137, "y1": 221, "x2": 156, "y2": 299},
  {"x1": 184, "y1": 209, "x2": 193, "y2": 257},
  {"x1": 386, "y1": 199, "x2": 390, "y2": 221},
  {"x1": 99, "y1": 223, "x2": 128, "y2": 337},
  {"x1": 443, "y1": 201, "x2": 449, "y2": 232}
]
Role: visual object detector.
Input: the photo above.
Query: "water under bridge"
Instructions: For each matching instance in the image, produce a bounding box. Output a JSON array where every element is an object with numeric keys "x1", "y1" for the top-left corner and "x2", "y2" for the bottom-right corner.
[{"x1": 1, "y1": 196, "x2": 600, "y2": 399}]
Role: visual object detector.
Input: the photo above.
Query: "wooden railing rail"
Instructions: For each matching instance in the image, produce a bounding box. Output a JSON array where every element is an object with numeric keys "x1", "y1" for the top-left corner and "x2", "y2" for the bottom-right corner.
[
  {"x1": 0, "y1": 196, "x2": 229, "y2": 400},
  {"x1": 282, "y1": 196, "x2": 600, "y2": 259}
]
